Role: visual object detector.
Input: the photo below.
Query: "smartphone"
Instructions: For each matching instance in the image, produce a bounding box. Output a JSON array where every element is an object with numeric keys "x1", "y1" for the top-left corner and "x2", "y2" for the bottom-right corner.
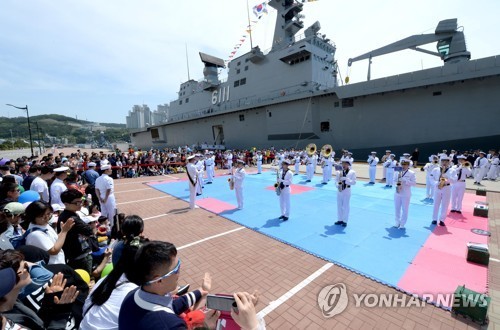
[{"x1": 206, "y1": 294, "x2": 237, "y2": 312}]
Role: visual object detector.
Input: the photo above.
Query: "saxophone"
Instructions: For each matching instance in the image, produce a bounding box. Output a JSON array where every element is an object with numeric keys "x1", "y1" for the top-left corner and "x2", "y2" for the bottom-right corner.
[
  {"x1": 274, "y1": 168, "x2": 281, "y2": 196},
  {"x1": 337, "y1": 170, "x2": 344, "y2": 192},
  {"x1": 396, "y1": 170, "x2": 403, "y2": 193},
  {"x1": 438, "y1": 166, "x2": 447, "y2": 189}
]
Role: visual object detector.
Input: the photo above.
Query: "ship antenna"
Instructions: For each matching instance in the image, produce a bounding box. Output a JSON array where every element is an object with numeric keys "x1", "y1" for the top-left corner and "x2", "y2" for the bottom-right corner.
[
  {"x1": 246, "y1": 0, "x2": 254, "y2": 49},
  {"x1": 185, "y1": 43, "x2": 191, "y2": 80}
]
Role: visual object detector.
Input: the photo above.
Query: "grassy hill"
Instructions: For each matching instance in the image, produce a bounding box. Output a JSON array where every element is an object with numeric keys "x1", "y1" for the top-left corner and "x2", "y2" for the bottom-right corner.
[{"x1": 0, "y1": 114, "x2": 128, "y2": 145}]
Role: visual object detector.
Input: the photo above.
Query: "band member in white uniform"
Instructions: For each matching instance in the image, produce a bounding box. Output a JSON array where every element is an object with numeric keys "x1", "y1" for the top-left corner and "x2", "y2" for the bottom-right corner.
[
  {"x1": 423, "y1": 155, "x2": 439, "y2": 199},
  {"x1": 233, "y1": 160, "x2": 246, "y2": 209},
  {"x1": 450, "y1": 155, "x2": 472, "y2": 213},
  {"x1": 393, "y1": 159, "x2": 416, "y2": 229},
  {"x1": 294, "y1": 153, "x2": 301, "y2": 175},
  {"x1": 335, "y1": 159, "x2": 356, "y2": 227},
  {"x1": 256, "y1": 151, "x2": 263, "y2": 174},
  {"x1": 204, "y1": 153, "x2": 215, "y2": 184},
  {"x1": 95, "y1": 165, "x2": 116, "y2": 225},
  {"x1": 278, "y1": 160, "x2": 293, "y2": 221},
  {"x1": 431, "y1": 156, "x2": 453, "y2": 226},
  {"x1": 225, "y1": 150, "x2": 233, "y2": 173},
  {"x1": 312, "y1": 152, "x2": 318, "y2": 174},
  {"x1": 186, "y1": 155, "x2": 198, "y2": 209},
  {"x1": 195, "y1": 155, "x2": 204, "y2": 195},
  {"x1": 385, "y1": 154, "x2": 397, "y2": 188},
  {"x1": 305, "y1": 154, "x2": 314, "y2": 182},
  {"x1": 321, "y1": 154, "x2": 334, "y2": 184},
  {"x1": 381, "y1": 150, "x2": 391, "y2": 182},
  {"x1": 367, "y1": 152, "x2": 379, "y2": 184},
  {"x1": 487, "y1": 153, "x2": 499, "y2": 180},
  {"x1": 474, "y1": 151, "x2": 488, "y2": 185}
]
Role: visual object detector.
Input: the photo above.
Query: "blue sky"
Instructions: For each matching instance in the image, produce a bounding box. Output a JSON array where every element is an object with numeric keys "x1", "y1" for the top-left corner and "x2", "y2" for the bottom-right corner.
[{"x1": 1, "y1": 0, "x2": 499, "y2": 123}]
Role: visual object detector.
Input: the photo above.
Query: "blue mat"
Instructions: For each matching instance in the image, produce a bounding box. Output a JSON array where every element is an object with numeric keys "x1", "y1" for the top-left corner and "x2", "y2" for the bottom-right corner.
[{"x1": 149, "y1": 172, "x2": 435, "y2": 287}]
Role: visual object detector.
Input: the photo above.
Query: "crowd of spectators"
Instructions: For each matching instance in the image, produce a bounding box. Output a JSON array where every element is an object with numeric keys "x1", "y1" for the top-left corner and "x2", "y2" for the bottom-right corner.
[{"x1": 0, "y1": 149, "x2": 264, "y2": 329}]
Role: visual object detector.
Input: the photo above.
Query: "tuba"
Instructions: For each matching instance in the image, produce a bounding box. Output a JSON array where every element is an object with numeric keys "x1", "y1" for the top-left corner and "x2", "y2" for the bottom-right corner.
[
  {"x1": 464, "y1": 161, "x2": 471, "y2": 168},
  {"x1": 321, "y1": 144, "x2": 333, "y2": 157},
  {"x1": 306, "y1": 143, "x2": 317, "y2": 156}
]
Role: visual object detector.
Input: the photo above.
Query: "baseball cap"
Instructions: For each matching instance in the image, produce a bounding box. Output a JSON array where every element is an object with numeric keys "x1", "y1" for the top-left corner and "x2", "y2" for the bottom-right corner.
[
  {"x1": 2, "y1": 202, "x2": 26, "y2": 216},
  {"x1": 0, "y1": 268, "x2": 16, "y2": 298}
]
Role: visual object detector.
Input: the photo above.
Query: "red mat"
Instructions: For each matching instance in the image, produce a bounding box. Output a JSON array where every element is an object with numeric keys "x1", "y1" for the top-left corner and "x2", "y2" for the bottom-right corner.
[
  {"x1": 196, "y1": 198, "x2": 236, "y2": 214},
  {"x1": 265, "y1": 184, "x2": 315, "y2": 195},
  {"x1": 398, "y1": 192, "x2": 489, "y2": 307}
]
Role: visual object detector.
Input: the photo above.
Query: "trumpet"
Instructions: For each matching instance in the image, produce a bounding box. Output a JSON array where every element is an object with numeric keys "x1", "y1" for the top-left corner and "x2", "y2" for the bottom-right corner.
[
  {"x1": 321, "y1": 144, "x2": 333, "y2": 157},
  {"x1": 306, "y1": 143, "x2": 317, "y2": 156}
]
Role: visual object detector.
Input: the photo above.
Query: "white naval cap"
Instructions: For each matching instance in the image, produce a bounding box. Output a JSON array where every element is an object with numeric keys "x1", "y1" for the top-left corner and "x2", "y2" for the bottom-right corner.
[
  {"x1": 457, "y1": 155, "x2": 467, "y2": 159},
  {"x1": 53, "y1": 166, "x2": 69, "y2": 173},
  {"x1": 101, "y1": 164, "x2": 111, "y2": 170},
  {"x1": 187, "y1": 155, "x2": 196, "y2": 160},
  {"x1": 401, "y1": 159, "x2": 411, "y2": 165},
  {"x1": 87, "y1": 162, "x2": 96, "y2": 167},
  {"x1": 342, "y1": 159, "x2": 352, "y2": 165},
  {"x1": 282, "y1": 159, "x2": 291, "y2": 165},
  {"x1": 371, "y1": 151, "x2": 377, "y2": 154},
  {"x1": 403, "y1": 153, "x2": 410, "y2": 157},
  {"x1": 385, "y1": 150, "x2": 391, "y2": 153},
  {"x1": 440, "y1": 155, "x2": 451, "y2": 161}
]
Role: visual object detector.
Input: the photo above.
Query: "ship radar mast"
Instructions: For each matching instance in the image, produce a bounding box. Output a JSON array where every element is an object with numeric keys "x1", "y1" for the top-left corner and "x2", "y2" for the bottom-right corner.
[{"x1": 268, "y1": 0, "x2": 304, "y2": 49}]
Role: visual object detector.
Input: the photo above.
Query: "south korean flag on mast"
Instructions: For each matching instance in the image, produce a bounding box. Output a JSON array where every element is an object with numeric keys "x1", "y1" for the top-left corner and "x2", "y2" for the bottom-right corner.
[{"x1": 253, "y1": 1, "x2": 268, "y2": 18}]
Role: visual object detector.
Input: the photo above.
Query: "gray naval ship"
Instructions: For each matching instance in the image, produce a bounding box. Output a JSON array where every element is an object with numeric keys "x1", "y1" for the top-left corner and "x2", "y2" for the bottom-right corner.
[{"x1": 130, "y1": 0, "x2": 500, "y2": 158}]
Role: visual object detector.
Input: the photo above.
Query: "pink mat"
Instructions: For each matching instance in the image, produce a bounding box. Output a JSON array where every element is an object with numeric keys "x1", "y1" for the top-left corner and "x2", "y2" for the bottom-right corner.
[
  {"x1": 196, "y1": 198, "x2": 236, "y2": 213},
  {"x1": 398, "y1": 192, "x2": 489, "y2": 307},
  {"x1": 265, "y1": 184, "x2": 315, "y2": 195}
]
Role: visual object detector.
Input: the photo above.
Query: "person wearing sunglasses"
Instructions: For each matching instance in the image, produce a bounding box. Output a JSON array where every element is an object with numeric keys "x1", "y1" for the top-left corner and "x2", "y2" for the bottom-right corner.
[
  {"x1": 58, "y1": 189, "x2": 94, "y2": 273},
  {"x1": 118, "y1": 241, "x2": 218, "y2": 330}
]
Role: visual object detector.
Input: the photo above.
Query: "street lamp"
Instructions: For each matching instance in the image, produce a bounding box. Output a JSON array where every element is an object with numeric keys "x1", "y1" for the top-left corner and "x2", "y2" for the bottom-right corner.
[
  {"x1": 6, "y1": 104, "x2": 34, "y2": 157},
  {"x1": 35, "y1": 122, "x2": 42, "y2": 155}
]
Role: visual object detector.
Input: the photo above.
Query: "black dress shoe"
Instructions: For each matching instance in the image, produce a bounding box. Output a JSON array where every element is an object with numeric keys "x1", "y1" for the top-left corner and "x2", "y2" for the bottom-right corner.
[
  {"x1": 282, "y1": 217, "x2": 289, "y2": 221},
  {"x1": 322, "y1": 182, "x2": 327, "y2": 185},
  {"x1": 335, "y1": 221, "x2": 343, "y2": 225},
  {"x1": 450, "y1": 210, "x2": 456, "y2": 213},
  {"x1": 439, "y1": 221, "x2": 446, "y2": 226},
  {"x1": 206, "y1": 182, "x2": 212, "y2": 184},
  {"x1": 431, "y1": 220, "x2": 437, "y2": 225},
  {"x1": 456, "y1": 210, "x2": 462, "y2": 214},
  {"x1": 279, "y1": 215, "x2": 285, "y2": 219},
  {"x1": 341, "y1": 222, "x2": 347, "y2": 227},
  {"x1": 196, "y1": 193, "x2": 202, "y2": 196},
  {"x1": 306, "y1": 180, "x2": 311, "y2": 182}
]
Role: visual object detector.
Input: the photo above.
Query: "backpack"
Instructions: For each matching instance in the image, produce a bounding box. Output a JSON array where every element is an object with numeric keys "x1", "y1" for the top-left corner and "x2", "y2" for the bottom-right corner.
[{"x1": 10, "y1": 227, "x2": 48, "y2": 249}]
